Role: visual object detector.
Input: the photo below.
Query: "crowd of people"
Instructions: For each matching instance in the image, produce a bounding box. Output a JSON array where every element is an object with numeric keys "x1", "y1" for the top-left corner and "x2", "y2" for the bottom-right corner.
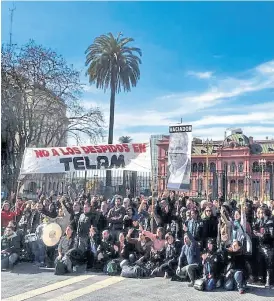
[{"x1": 1, "y1": 190, "x2": 274, "y2": 294}]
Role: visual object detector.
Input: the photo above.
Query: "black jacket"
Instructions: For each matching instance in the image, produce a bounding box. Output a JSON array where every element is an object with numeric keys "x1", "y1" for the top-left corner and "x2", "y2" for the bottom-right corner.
[
  {"x1": 107, "y1": 206, "x2": 126, "y2": 231},
  {"x1": 203, "y1": 252, "x2": 223, "y2": 279},
  {"x1": 165, "y1": 243, "x2": 178, "y2": 262},
  {"x1": 202, "y1": 216, "x2": 218, "y2": 240},
  {"x1": 1, "y1": 233, "x2": 21, "y2": 254},
  {"x1": 77, "y1": 212, "x2": 95, "y2": 238}
]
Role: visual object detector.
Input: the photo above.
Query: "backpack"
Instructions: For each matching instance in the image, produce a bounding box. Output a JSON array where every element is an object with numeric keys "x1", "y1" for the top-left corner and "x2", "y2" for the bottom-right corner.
[
  {"x1": 1, "y1": 253, "x2": 10, "y2": 270},
  {"x1": 194, "y1": 278, "x2": 205, "y2": 291},
  {"x1": 54, "y1": 259, "x2": 67, "y2": 275},
  {"x1": 106, "y1": 260, "x2": 121, "y2": 276},
  {"x1": 121, "y1": 265, "x2": 147, "y2": 278}
]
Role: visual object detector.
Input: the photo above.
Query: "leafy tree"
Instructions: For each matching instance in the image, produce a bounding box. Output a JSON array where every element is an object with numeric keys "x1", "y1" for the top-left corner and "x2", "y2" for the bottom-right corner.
[{"x1": 1, "y1": 41, "x2": 104, "y2": 193}]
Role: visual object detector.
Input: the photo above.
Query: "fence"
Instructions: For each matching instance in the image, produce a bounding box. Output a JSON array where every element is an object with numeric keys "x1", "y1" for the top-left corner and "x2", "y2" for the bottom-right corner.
[
  {"x1": 18, "y1": 170, "x2": 152, "y2": 199},
  {"x1": 189, "y1": 169, "x2": 274, "y2": 201}
]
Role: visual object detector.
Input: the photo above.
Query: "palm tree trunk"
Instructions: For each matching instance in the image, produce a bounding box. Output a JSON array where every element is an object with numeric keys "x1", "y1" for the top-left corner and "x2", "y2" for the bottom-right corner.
[
  {"x1": 106, "y1": 85, "x2": 115, "y2": 195},
  {"x1": 108, "y1": 87, "x2": 115, "y2": 144}
]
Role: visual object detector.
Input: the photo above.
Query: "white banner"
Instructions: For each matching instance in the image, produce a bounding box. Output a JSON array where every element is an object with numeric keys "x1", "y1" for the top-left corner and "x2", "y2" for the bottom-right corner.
[
  {"x1": 20, "y1": 143, "x2": 151, "y2": 174},
  {"x1": 167, "y1": 124, "x2": 192, "y2": 191}
]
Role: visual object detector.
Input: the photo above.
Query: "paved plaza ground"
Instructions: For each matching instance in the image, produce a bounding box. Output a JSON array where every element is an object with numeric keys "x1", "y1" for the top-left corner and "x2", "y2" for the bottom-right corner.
[{"x1": 1, "y1": 263, "x2": 274, "y2": 301}]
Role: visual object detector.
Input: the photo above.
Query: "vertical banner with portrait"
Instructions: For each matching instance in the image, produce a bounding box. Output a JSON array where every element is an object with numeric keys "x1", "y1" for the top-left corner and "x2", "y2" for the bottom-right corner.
[{"x1": 167, "y1": 124, "x2": 192, "y2": 191}]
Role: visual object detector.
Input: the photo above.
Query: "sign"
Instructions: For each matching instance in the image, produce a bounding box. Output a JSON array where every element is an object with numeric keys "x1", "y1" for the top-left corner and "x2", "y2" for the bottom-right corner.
[
  {"x1": 167, "y1": 124, "x2": 192, "y2": 191},
  {"x1": 20, "y1": 143, "x2": 151, "y2": 174}
]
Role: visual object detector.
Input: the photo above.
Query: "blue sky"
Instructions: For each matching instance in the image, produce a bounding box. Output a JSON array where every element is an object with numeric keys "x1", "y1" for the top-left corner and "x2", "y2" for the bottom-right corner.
[{"x1": 2, "y1": 1, "x2": 274, "y2": 143}]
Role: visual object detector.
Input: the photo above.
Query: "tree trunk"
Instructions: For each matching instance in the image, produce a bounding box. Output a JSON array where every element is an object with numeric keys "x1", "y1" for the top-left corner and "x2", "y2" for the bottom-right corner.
[
  {"x1": 108, "y1": 86, "x2": 115, "y2": 144},
  {"x1": 106, "y1": 85, "x2": 116, "y2": 196}
]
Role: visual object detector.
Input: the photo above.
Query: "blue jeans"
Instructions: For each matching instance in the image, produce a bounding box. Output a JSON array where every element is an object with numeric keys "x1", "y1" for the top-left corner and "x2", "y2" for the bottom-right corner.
[
  {"x1": 31, "y1": 240, "x2": 45, "y2": 263},
  {"x1": 234, "y1": 270, "x2": 244, "y2": 289},
  {"x1": 205, "y1": 278, "x2": 216, "y2": 291},
  {"x1": 225, "y1": 270, "x2": 244, "y2": 291}
]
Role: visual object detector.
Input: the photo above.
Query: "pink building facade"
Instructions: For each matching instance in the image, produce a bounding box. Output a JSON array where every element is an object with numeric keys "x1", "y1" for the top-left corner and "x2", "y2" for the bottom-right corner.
[{"x1": 157, "y1": 131, "x2": 274, "y2": 200}]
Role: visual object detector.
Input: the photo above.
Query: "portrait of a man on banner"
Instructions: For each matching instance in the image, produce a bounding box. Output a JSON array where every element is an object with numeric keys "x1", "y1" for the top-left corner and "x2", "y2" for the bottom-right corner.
[{"x1": 167, "y1": 131, "x2": 192, "y2": 191}]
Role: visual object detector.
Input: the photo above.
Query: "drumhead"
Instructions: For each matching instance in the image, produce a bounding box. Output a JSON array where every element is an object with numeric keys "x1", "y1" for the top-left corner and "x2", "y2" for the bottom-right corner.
[{"x1": 41, "y1": 223, "x2": 62, "y2": 247}]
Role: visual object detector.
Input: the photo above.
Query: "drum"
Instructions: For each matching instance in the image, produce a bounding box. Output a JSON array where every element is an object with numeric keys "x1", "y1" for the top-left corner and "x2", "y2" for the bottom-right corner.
[{"x1": 39, "y1": 223, "x2": 62, "y2": 247}]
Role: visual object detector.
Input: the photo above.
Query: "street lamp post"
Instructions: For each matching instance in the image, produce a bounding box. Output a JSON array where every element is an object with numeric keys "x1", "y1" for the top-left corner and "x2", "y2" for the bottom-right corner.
[
  {"x1": 204, "y1": 138, "x2": 213, "y2": 202},
  {"x1": 259, "y1": 159, "x2": 266, "y2": 202}
]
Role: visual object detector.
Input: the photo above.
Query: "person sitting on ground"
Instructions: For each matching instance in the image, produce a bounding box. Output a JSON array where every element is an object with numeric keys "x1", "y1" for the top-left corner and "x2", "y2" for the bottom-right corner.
[
  {"x1": 126, "y1": 228, "x2": 152, "y2": 265},
  {"x1": 201, "y1": 239, "x2": 223, "y2": 291},
  {"x1": 151, "y1": 232, "x2": 179, "y2": 278},
  {"x1": 176, "y1": 225, "x2": 201, "y2": 287},
  {"x1": 223, "y1": 239, "x2": 247, "y2": 294},
  {"x1": 96, "y1": 230, "x2": 117, "y2": 270},
  {"x1": 55, "y1": 225, "x2": 76, "y2": 274},
  {"x1": 1, "y1": 226, "x2": 21, "y2": 270}
]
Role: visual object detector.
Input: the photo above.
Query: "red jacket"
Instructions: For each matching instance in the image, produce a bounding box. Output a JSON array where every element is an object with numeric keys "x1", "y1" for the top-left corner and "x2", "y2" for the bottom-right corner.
[{"x1": 1, "y1": 208, "x2": 21, "y2": 228}]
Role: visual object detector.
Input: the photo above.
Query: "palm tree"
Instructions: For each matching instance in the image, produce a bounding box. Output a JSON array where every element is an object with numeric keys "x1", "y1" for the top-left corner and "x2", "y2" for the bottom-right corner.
[
  {"x1": 118, "y1": 136, "x2": 133, "y2": 143},
  {"x1": 85, "y1": 32, "x2": 142, "y2": 144}
]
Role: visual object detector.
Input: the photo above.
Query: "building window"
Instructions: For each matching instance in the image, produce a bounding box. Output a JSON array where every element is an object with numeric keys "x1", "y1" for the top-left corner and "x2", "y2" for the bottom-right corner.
[
  {"x1": 192, "y1": 163, "x2": 198, "y2": 172},
  {"x1": 198, "y1": 162, "x2": 204, "y2": 172},
  {"x1": 230, "y1": 179, "x2": 236, "y2": 193},
  {"x1": 266, "y1": 161, "x2": 272, "y2": 172},
  {"x1": 238, "y1": 179, "x2": 244, "y2": 193},
  {"x1": 28, "y1": 182, "x2": 37, "y2": 193},
  {"x1": 230, "y1": 162, "x2": 236, "y2": 173},
  {"x1": 252, "y1": 180, "x2": 260, "y2": 197},
  {"x1": 238, "y1": 162, "x2": 244, "y2": 172},
  {"x1": 252, "y1": 161, "x2": 260, "y2": 172},
  {"x1": 223, "y1": 162, "x2": 228, "y2": 171},
  {"x1": 210, "y1": 162, "x2": 216, "y2": 172}
]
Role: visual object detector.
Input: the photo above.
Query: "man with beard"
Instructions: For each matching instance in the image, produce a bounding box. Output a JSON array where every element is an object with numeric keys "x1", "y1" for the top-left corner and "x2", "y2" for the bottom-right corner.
[{"x1": 107, "y1": 197, "x2": 126, "y2": 242}]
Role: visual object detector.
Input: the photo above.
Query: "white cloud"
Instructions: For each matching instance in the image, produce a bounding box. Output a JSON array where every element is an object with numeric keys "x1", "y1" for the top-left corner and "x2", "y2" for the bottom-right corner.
[
  {"x1": 256, "y1": 60, "x2": 274, "y2": 75},
  {"x1": 187, "y1": 71, "x2": 213, "y2": 79},
  {"x1": 109, "y1": 126, "x2": 274, "y2": 145},
  {"x1": 73, "y1": 59, "x2": 274, "y2": 145},
  {"x1": 192, "y1": 111, "x2": 274, "y2": 127}
]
